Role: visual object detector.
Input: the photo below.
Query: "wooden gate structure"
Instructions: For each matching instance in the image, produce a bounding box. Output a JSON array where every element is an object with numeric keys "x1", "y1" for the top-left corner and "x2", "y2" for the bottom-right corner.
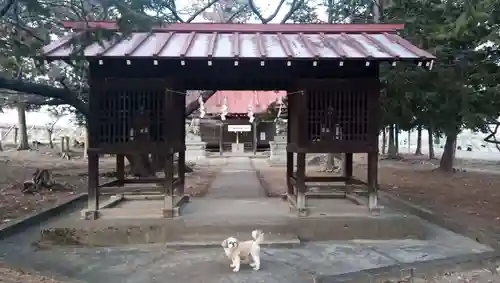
[{"x1": 40, "y1": 21, "x2": 435, "y2": 218}]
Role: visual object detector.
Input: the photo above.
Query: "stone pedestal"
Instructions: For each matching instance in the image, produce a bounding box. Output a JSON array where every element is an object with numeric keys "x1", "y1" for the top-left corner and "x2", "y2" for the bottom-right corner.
[
  {"x1": 231, "y1": 143, "x2": 244, "y2": 153},
  {"x1": 268, "y1": 135, "x2": 288, "y2": 166},
  {"x1": 185, "y1": 134, "x2": 206, "y2": 162}
]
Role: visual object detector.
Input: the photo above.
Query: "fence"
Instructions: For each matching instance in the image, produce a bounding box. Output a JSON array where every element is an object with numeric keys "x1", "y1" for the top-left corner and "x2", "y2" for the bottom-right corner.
[{"x1": 0, "y1": 124, "x2": 85, "y2": 145}]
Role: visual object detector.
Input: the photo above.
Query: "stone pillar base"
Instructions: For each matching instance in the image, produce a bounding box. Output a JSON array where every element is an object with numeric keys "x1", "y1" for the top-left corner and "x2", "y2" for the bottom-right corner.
[
  {"x1": 268, "y1": 139, "x2": 288, "y2": 166},
  {"x1": 80, "y1": 209, "x2": 99, "y2": 220},
  {"x1": 231, "y1": 143, "x2": 244, "y2": 153},
  {"x1": 162, "y1": 207, "x2": 180, "y2": 218},
  {"x1": 186, "y1": 141, "x2": 207, "y2": 161}
]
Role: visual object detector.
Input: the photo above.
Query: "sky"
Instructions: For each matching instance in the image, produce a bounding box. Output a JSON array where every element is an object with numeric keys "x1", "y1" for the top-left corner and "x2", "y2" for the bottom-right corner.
[
  {"x1": 177, "y1": 0, "x2": 328, "y2": 23},
  {"x1": 0, "y1": 107, "x2": 74, "y2": 128}
]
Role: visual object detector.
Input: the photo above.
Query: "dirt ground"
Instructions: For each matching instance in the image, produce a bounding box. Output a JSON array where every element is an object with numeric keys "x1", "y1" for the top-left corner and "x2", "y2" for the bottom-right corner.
[
  {"x1": 0, "y1": 263, "x2": 68, "y2": 283},
  {"x1": 258, "y1": 154, "x2": 500, "y2": 245},
  {"x1": 0, "y1": 146, "x2": 220, "y2": 282},
  {"x1": 0, "y1": 146, "x2": 219, "y2": 225}
]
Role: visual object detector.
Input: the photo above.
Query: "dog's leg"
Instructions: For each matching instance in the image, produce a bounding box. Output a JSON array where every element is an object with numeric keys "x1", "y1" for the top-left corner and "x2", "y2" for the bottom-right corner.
[
  {"x1": 232, "y1": 256, "x2": 241, "y2": 272},
  {"x1": 249, "y1": 256, "x2": 256, "y2": 268},
  {"x1": 251, "y1": 254, "x2": 260, "y2": 271}
]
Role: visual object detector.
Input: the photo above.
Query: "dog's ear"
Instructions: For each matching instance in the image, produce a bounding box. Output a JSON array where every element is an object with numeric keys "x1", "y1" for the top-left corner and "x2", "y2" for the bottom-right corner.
[{"x1": 221, "y1": 239, "x2": 227, "y2": 248}]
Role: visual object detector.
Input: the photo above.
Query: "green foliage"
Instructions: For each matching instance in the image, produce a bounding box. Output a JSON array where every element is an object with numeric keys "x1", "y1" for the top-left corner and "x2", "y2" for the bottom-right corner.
[
  {"x1": 382, "y1": 0, "x2": 500, "y2": 137},
  {"x1": 286, "y1": 1, "x2": 320, "y2": 24}
]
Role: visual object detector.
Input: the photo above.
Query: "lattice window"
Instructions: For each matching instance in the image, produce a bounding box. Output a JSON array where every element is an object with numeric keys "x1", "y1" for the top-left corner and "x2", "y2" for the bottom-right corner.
[
  {"x1": 96, "y1": 86, "x2": 166, "y2": 144},
  {"x1": 307, "y1": 89, "x2": 369, "y2": 143}
]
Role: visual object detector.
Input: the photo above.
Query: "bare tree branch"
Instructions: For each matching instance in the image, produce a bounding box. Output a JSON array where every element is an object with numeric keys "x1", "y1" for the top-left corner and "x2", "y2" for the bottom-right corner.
[
  {"x1": 0, "y1": 0, "x2": 17, "y2": 18},
  {"x1": 484, "y1": 121, "x2": 500, "y2": 152},
  {"x1": 226, "y1": 4, "x2": 248, "y2": 23},
  {"x1": 1, "y1": 98, "x2": 67, "y2": 107},
  {"x1": 248, "y1": 0, "x2": 286, "y2": 24},
  {"x1": 0, "y1": 76, "x2": 89, "y2": 116},
  {"x1": 164, "y1": 0, "x2": 185, "y2": 23},
  {"x1": 185, "y1": 0, "x2": 220, "y2": 23},
  {"x1": 280, "y1": 0, "x2": 305, "y2": 24}
]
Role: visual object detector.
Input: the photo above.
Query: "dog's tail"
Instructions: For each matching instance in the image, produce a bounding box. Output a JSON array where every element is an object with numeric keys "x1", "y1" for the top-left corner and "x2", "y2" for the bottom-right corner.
[{"x1": 251, "y1": 229, "x2": 264, "y2": 244}]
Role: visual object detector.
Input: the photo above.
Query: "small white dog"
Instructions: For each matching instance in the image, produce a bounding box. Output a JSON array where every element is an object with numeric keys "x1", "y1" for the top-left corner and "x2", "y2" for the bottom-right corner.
[{"x1": 221, "y1": 229, "x2": 264, "y2": 272}]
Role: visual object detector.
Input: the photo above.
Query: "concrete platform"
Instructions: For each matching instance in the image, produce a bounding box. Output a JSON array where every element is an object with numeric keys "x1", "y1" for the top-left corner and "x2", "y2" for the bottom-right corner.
[
  {"x1": 0, "y1": 237, "x2": 493, "y2": 283},
  {"x1": 38, "y1": 198, "x2": 427, "y2": 247},
  {"x1": 0, "y1": 189, "x2": 496, "y2": 283}
]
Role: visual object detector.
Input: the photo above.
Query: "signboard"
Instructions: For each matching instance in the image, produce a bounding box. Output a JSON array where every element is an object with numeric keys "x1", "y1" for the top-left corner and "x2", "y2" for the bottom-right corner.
[
  {"x1": 228, "y1": 125, "x2": 251, "y2": 132},
  {"x1": 260, "y1": 132, "x2": 266, "y2": 141}
]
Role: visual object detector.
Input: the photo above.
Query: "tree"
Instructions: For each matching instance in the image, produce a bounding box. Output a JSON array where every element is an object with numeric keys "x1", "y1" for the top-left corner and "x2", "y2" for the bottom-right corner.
[
  {"x1": 383, "y1": 0, "x2": 500, "y2": 171},
  {"x1": 0, "y1": 57, "x2": 48, "y2": 150},
  {"x1": 45, "y1": 105, "x2": 69, "y2": 148}
]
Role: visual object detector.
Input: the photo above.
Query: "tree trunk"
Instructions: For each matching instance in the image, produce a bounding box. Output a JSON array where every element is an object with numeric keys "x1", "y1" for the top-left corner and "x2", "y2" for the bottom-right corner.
[
  {"x1": 324, "y1": 153, "x2": 336, "y2": 171},
  {"x1": 16, "y1": 103, "x2": 30, "y2": 150},
  {"x1": 439, "y1": 133, "x2": 457, "y2": 172},
  {"x1": 395, "y1": 124, "x2": 400, "y2": 154},
  {"x1": 381, "y1": 128, "x2": 387, "y2": 155},
  {"x1": 83, "y1": 127, "x2": 88, "y2": 159},
  {"x1": 387, "y1": 124, "x2": 396, "y2": 157},
  {"x1": 14, "y1": 127, "x2": 18, "y2": 145},
  {"x1": 123, "y1": 91, "x2": 216, "y2": 177},
  {"x1": 428, "y1": 127, "x2": 435, "y2": 159},
  {"x1": 47, "y1": 130, "x2": 54, "y2": 148},
  {"x1": 415, "y1": 125, "x2": 423, "y2": 155}
]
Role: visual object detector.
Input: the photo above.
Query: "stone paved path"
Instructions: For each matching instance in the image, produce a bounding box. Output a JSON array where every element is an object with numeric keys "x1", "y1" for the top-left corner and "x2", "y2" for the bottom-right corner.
[
  {"x1": 206, "y1": 157, "x2": 265, "y2": 198},
  {"x1": 0, "y1": 235, "x2": 492, "y2": 283}
]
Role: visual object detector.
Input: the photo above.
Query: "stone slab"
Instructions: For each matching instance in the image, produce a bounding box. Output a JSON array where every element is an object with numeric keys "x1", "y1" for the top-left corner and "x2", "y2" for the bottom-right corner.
[
  {"x1": 380, "y1": 191, "x2": 500, "y2": 249},
  {"x1": 0, "y1": 193, "x2": 87, "y2": 240},
  {"x1": 1, "y1": 237, "x2": 495, "y2": 283},
  {"x1": 206, "y1": 156, "x2": 265, "y2": 198}
]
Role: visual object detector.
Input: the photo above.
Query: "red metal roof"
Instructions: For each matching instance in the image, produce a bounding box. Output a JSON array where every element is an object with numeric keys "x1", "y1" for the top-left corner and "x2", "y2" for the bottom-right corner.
[
  {"x1": 61, "y1": 21, "x2": 405, "y2": 33},
  {"x1": 40, "y1": 21, "x2": 435, "y2": 61},
  {"x1": 188, "y1": 91, "x2": 286, "y2": 114}
]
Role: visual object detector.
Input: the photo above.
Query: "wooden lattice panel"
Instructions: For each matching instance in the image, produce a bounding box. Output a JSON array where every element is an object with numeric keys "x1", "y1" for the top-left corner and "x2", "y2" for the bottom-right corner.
[
  {"x1": 91, "y1": 80, "x2": 183, "y2": 147},
  {"x1": 306, "y1": 88, "x2": 369, "y2": 143}
]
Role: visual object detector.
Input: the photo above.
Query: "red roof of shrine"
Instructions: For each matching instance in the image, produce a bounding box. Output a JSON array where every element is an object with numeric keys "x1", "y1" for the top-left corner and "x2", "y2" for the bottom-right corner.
[
  {"x1": 40, "y1": 21, "x2": 435, "y2": 61},
  {"x1": 187, "y1": 91, "x2": 286, "y2": 114}
]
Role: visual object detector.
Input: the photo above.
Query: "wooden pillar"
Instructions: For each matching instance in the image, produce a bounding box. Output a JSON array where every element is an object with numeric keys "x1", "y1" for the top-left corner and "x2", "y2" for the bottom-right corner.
[
  {"x1": 178, "y1": 106, "x2": 186, "y2": 195},
  {"x1": 286, "y1": 118, "x2": 294, "y2": 196},
  {"x1": 367, "y1": 152, "x2": 379, "y2": 212},
  {"x1": 177, "y1": 150, "x2": 185, "y2": 195},
  {"x1": 286, "y1": 152, "x2": 294, "y2": 196},
  {"x1": 162, "y1": 153, "x2": 174, "y2": 217},
  {"x1": 344, "y1": 153, "x2": 353, "y2": 182},
  {"x1": 219, "y1": 123, "x2": 224, "y2": 156},
  {"x1": 60, "y1": 137, "x2": 66, "y2": 152},
  {"x1": 116, "y1": 154, "x2": 125, "y2": 185},
  {"x1": 252, "y1": 121, "x2": 257, "y2": 155},
  {"x1": 85, "y1": 152, "x2": 99, "y2": 219},
  {"x1": 296, "y1": 152, "x2": 307, "y2": 216}
]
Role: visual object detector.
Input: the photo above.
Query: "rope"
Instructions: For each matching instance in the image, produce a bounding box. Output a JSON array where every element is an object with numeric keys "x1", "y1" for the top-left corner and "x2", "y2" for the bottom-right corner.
[{"x1": 164, "y1": 89, "x2": 304, "y2": 96}]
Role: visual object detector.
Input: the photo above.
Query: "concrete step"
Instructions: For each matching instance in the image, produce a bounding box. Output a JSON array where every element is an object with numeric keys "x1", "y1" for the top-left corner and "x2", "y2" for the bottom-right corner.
[
  {"x1": 179, "y1": 216, "x2": 295, "y2": 235},
  {"x1": 164, "y1": 233, "x2": 301, "y2": 249},
  {"x1": 39, "y1": 217, "x2": 300, "y2": 247}
]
